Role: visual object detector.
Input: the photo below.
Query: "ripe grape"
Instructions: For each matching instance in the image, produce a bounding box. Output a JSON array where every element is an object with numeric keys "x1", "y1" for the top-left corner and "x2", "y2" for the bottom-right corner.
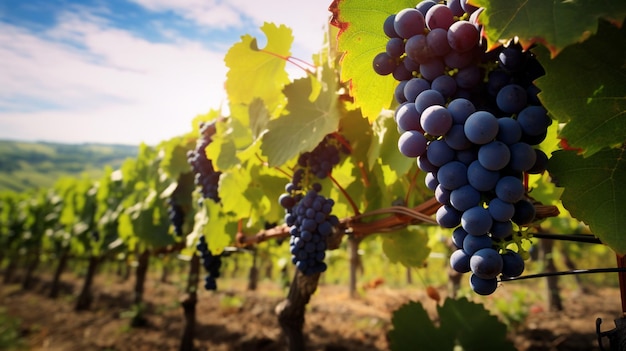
[{"x1": 372, "y1": 1, "x2": 553, "y2": 295}]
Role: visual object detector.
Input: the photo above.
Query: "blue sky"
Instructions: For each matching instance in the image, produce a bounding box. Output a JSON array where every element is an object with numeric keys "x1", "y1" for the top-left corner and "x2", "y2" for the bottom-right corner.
[{"x1": 0, "y1": 0, "x2": 331, "y2": 145}]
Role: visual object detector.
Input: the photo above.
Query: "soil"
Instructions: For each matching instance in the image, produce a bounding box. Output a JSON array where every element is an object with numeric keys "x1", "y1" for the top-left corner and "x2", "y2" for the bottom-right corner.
[{"x1": 0, "y1": 270, "x2": 623, "y2": 351}]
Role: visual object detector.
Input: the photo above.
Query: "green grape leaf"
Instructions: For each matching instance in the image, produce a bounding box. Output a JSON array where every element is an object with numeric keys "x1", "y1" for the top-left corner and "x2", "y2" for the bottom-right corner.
[
  {"x1": 335, "y1": 0, "x2": 415, "y2": 121},
  {"x1": 224, "y1": 22, "x2": 292, "y2": 111},
  {"x1": 158, "y1": 136, "x2": 193, "y2": 179},
  {"x1": 473, "y1": 0, "x2": 626, "y2": 57},
  {"x1": 389, "y1": 298, "x2": 515, "y2": 351},
  {"x1": 388, "y1": 301, "x2": 452, "y2": 351},
  {"x1": 547, "y1": 148, "x2": 626, "y2": 255},
  {"x1": 219, "y1": 166, "x2": 252, "y2": 215},
  {"x1": 438, "y1": 298, "x2": 516, "y2": 351},
  {"x1": 381, "y1": 227, "x2": 430, "y2": 268},
  {"x1": 534, "y1": 21, "x2": 626, "y2": 156},
  {"x1": 206, "y1": 119, "x2": 240, "y2": 172},
  {"x1": 249, "y1": 98, "x2": 271, "y2": 140},
  {"x1": 338, "y1": 108, "x2": 373, "y2": 170},
  {"x1": 201, "y1": 199, "x2": 234, "y2": 254},
  {"x1": 261, "y1": 66, "x2": 341, "y2": 166},
  {"x1": 369, "y1": 112, "x2": 414, "y2": 176}
]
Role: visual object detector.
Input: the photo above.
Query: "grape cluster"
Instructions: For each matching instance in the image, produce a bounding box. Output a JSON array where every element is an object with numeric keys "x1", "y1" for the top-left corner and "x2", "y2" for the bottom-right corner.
[
  {"x1": 187, "y1": 121, "x2": 222, "y2": 203},
  {"x1": 297, "y1": 134, "x2": 349, "y2": 179},
  {"x1": 196, "y1": 236, "x2": 222, "y2": 290},
  {"x1": 167, "y1": 198, "x2": 184, "y2": 236},
  {"x1": 374, "y1": 0, "x2": 553, "y2": 295},
  {"x1": 283, "y1": 186, "x2": 339, "y2": 275},
  {"x1": 278, "y1": 134, "x2": 348, "y2": 275}
]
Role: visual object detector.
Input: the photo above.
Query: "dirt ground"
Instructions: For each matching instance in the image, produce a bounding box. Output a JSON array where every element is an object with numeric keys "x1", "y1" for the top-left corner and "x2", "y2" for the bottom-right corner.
[{"x1": 0, "y1": 270, "x2": 623, "y2": 351}]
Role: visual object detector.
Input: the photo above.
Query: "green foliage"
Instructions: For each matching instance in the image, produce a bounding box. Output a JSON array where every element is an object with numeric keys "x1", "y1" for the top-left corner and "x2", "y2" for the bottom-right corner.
[
  {"x1": 334, "y1": 0, "x2": 416, "y2": 121},
  {"x1": 261, "y1": 66, "x2": 342, "y2": 166},
  {"x1": 535, "y1": 20, "x2": 626, "y2": 156},
  {"x1": 472, "y1": 0, "x2": 626, "y2": 56},
  {"x1": 0, "y1": 307, "x2": 24, "y2": 351},
  {"x1": 381, "y1": 227, "x2": 431, "y2": 268},
  {"x1": 388, "y1": 298, "x2": 516, "y2": 351},
  {"x1": 547, "y1": 148, "x2": 626, "y2": 255},
  {"x1": 224, "y1": 22, "x2": 292, "y2": 111}
]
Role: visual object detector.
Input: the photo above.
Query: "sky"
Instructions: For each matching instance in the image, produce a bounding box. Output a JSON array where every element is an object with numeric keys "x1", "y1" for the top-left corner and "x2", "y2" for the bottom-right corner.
[{"x1": 0, "y1": 0, "x2": 332, "y2": 145}]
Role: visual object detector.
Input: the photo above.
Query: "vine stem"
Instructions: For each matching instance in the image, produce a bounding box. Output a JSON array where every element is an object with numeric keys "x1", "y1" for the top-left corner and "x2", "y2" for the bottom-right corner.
[
  {"x1": 499, "y1": 267, "x2": 626, "y2": 282},
  {"x1": 258, "y1": 49, "x2": 316, "y2": 76},
  {"x1": 328, "y1": 173, "x2": 360, "y2": 216},
  {"x1": 255, "y1": 152, "x2": 293, "y2": 179},
  {"x1": 331, "y1": 132, "x2": 353, "y2": 154},
  {"x1": 236, "y1": 197, "x2": 442, "y2": 247},
  {"x1": 404, "y1": 168, "x2": 421, "y2": 206},
  {"x1": 617, "y1": 254, "x2": 626, "y2": 316},
  {"x1": 531, "y1": 232, "x2": 602, "y2": 244}
]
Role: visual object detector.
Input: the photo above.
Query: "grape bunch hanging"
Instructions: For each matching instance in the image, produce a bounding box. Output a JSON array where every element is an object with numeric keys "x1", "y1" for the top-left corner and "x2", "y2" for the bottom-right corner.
[
  {"x1": 278, "y1": 134, "x2": 348, "y2": 275},
  {"x1": 373, "y1": 0, "x2": 552, "y2": 295},
  {"x1": 167, "y1": 197, "x2": 185, "y2": 236},
  {"x1": 196, "y1": 235, "x2": 222, "y2": 290},
  {"x1": 187, "y1": 121, "x2": 222, "y2": 203}
]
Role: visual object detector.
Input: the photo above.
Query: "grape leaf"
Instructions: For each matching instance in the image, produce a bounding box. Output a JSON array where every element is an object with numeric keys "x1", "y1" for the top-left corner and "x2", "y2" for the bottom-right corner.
[
  {"x1": 389, "y1": 298, "x2": 515, "y2": 351},
  {"x1": 224, "y1": 22, "x2": 292, "y2": 111},
  {"x1": 335, "y1": 0, "x2": 416, "y2": 121},
  {"x1": 261, "y1": 65, "x2": 341, "y2": 166},
  {"x1": 219, "y1": 166, "x2": 252, "y2": 216},
  {"x1": 438, "y1": 298, "x2": 516, "y2": 351},
  {"x1": 201, "y1": 199, "x2": 234, "y2": 255},
  {"x1": 535, "y1": 20, "x2": 626, "y2": 156},
  {"x1": 381, "y1": 227, "x2": 430, "y2": 268},
  {"x1": 388, "y1": 301, "x2": 451, "y2": 351},
  {"x1": 547, "y1": 148, "x2": 626, "y2": 255},
  {"x1": 473, "y1": 0, "x2": 626, "y2": 57},
  {"x1": 158, "y1": 136, "x2": 193, "y2": 179},
  {"x1": 369, "y1": 112, "x2": 414, "y2": 176}
]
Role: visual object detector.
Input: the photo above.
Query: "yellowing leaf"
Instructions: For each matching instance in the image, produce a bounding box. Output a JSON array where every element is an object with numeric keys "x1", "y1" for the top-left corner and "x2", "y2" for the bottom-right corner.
[
  {"x1": 335, "y1": 0, "x2": 415, "y2": 121},
  {"x1": 224, "y1": 23, "x2": 292, "y2": 111}
]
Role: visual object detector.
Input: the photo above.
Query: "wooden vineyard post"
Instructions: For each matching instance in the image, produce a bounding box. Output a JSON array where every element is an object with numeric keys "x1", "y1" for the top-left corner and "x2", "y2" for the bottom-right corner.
[
  {"x1": 348, "y1": 235, "x2": 362, "y2": 298},
  {"x1": 275, "y1": 269, "x2": 321, "y2": 351},
  {"x1": 75, "y1": 255, "x2": 100, "y2": 311},
  {"x1": 130, "y1": 249, "x2": 150, "y2": 327},
  {"x1": 179, "y1": 254, "x2": 200, "y2": 351},
  {"x1": 596, "y1": 255, "x2": 626, "y2": 350},
  {"x1": 49, "y1": 247, "x2": 70, "y2": 298}
]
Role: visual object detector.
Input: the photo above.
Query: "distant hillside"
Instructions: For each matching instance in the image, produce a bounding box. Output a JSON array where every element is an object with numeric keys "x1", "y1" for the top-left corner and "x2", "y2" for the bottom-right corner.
[{"x1": 0, "y1": 140, "x2": 138, "y2": 192}]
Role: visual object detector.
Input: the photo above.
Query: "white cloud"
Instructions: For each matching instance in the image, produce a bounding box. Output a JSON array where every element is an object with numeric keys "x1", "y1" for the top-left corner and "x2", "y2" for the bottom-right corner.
[
  {"x1": 0, "y1": 1, "x2": 332, "y2": 145},
  {"x1": 127, "y1": 0, "x2": 332, "y2": 59},
  {"x1": 0, "y1": 10, "x2": 228, "y2": 145}
]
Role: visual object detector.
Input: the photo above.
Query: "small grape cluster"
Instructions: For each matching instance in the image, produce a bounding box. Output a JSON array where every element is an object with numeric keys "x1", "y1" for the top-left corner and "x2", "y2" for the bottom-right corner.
[
  {"x1": 196, "y1": 236, "x2": 222, "y2": 290},
  {"x1": 167, "y1": 198, "x2": 184, "y2": 236},
  {"x1": 278, "y1": 134, "x2": 348, "y2": 275},
  {"x1": 297, "y1": 134, "x2": 348, "y2": 179},
  {"x1": 374, "y1": 0, "x2": 553, "y2": 295},
  {"x1": 187, "y1": 121, "x2": 221, "y2": 203}
]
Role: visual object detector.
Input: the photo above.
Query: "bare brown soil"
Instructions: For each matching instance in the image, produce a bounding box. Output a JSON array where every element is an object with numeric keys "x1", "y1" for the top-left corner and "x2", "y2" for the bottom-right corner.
[{"x1": 0, "y1": 271, "x2": 623, "y2": 351}]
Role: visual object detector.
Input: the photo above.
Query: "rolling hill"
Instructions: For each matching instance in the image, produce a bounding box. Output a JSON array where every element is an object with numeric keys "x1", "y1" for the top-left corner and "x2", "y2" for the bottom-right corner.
[{"x1": 0, "y1": 140, "x2": 139, "y2": 192}]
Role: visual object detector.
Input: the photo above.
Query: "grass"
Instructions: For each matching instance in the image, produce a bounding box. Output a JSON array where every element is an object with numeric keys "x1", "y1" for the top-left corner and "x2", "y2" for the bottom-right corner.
[{"x1": 0, "y1": 307, "x2": 24, "y2": 351}]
